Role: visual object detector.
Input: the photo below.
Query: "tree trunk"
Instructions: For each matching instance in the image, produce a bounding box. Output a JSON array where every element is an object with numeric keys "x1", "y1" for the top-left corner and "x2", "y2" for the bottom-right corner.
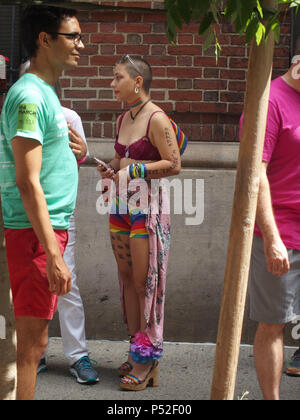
[
  {"x1": 0, "y1": 196, "x2": 17, "y2": 400},
  {"x1": 210, "y1": 1, "x2": 276, "y2": 400}
]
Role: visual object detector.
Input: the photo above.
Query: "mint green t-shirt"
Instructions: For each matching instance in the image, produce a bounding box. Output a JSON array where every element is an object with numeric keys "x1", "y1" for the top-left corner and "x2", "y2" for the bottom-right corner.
[{"x1": 0, "y1": 73, "x2": 78, "y2": 230}]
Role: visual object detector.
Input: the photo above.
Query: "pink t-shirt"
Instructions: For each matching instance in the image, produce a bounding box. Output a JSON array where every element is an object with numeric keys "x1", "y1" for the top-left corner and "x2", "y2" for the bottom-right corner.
[{"x1": 253, "y1": 77, "x2": 300, "y2": 250}]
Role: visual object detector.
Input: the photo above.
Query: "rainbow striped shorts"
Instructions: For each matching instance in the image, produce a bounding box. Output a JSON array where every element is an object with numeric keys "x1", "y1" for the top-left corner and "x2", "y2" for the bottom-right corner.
[{"x1": 109, "y1": 197, "x2": 149, "y2": 239}]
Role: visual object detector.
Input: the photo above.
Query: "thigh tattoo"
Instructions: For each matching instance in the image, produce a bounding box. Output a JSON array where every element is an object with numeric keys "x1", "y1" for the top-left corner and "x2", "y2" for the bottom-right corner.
[{"x1": 111, "y1": 234, "x2": 132, "y2": 267}]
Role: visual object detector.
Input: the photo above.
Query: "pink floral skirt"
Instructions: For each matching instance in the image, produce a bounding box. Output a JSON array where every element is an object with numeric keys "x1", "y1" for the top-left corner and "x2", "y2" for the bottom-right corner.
[{"x1": 118, "y1": 179, "x2": 171, "y2": 363}]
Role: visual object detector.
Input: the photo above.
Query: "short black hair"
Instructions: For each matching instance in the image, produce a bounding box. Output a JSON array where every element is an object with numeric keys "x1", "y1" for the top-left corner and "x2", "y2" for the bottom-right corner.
[{"x1": 21, "y1": 6, "x2": 78, "y2": 58}]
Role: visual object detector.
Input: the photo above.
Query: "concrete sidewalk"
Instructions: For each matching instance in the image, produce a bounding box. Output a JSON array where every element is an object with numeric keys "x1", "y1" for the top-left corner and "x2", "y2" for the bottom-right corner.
[{"x1": 35, "y1": 338, "x2": 299, "y2": 400}]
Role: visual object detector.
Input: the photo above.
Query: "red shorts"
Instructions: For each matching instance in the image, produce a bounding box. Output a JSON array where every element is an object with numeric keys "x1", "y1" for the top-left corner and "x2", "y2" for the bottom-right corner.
[{"x1": 4, "y1": 228, "x2": 68, "y2": 320}]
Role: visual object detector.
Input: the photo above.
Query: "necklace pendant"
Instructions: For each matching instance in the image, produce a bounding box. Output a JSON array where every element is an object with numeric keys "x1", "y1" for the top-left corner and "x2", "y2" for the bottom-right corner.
[{"x1": 125, "y1": 150, "x2": 130, "y2": 158}]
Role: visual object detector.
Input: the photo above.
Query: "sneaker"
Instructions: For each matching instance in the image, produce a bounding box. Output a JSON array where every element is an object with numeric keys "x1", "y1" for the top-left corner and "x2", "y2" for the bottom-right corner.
[
  {"x1": 286, "y1": 348, "x2": 300, "y2": 376},
  {"x1": 37, "y1": 358, "x2": 47, "y2": 375},
  {"x1": 69, "y1": 356, "x2": 99, "y2": 385}
]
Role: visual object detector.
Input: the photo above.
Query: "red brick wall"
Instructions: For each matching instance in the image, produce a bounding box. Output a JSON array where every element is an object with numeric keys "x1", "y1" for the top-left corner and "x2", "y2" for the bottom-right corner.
[
  {"x1": 60, "y1": 6, "x2": 291, "y2": 144},
  {"x1": 0, "y1": 3, "x2": 292, "y2": 144}
]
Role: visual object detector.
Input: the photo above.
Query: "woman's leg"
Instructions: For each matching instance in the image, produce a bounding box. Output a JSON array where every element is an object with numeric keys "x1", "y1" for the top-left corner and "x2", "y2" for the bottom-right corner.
[
  {"x1": 111, "y1": 232, "x2": 141, "y2": 335},
  {"x1": 110, "y1": 208, "x2": 157, "y2": 383},
  {"x1": 130, "y1": 237, "x2": 149, "y2": 332},
  {"x1": 123, "y1": 236, "x2": 154, "y2": 381},
  {"x1": 110, "y1": 232, "x2": 139, "y2": 367}
]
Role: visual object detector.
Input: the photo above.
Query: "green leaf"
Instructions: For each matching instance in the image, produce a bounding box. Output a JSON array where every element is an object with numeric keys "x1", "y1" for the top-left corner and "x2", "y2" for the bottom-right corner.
[
  {"x1": 203, "y1": 28, "x2": 215, "y2": 51},
  {"x1": 236, "y1": 0, "x2": 257, "y2": 33},
  {"x1": 188, "y1": 0, "x2": 199, "y2": 8},
  {"x1": 256, "y1": 22, "x2": 266, "y2": 45},
  {"x1": 215, "y1": 37, "x2": 221, "y2": 61},
  {"x1": 166, "y1": 26, "x2": 177, "y2": 44},
  {"x1": 164, "y1": 0, "x2": 291, "y2": 59},
  {"x1": 229, "y1": 9, "x2": 238, "y2": 25},
  {"x1": 256, "y1": 0, "x2": 263, "y2": 19},
  {"x1": 245, "y1": 14, "x2": 259, "y2": 44},
  {"x1": 190, "y1": 0, "x2": 210, "y2": 20},
  {"x1": 210, "y1": 1, "x2": 220, "y2": 24},
  {"x1": 262, "y1": 7, "x2": 278, "y2": 19},
  {"x1": 224, "y1": 0, "x2": 237, "y2": 18},
  {"x1": 272, "y1": 20, "x2": 281, "y2": 43},
  {"x1": 165, "y1": 0, "x2": 175, "y2": 10},
  {"x1": 178, "y1": 0, "x2": 191, "y2": 24},
  {"x1": 199, "y1": 12, "x2": 214, "y2": 35},
  {"x1": 169, "y1": 6, "x2": 183, "y2": 30},
  {"x1": 166, "y1": 9, "x2": 178, "y2": 42},
  {"x1": 289, "y1": 0, "x2": 300, "y2": 8},
  {"x1": 265, "y1": 10, "x2": 280, "y2": 37}
]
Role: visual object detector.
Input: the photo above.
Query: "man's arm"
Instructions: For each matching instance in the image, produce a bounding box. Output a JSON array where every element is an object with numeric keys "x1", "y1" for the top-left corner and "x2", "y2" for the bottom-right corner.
[
  {"x1": 12, "y1": 136, "x2": 71, "y2": 296},
  {"x1": 256, "y1": 161, "x2": 290, "y2": 277}
]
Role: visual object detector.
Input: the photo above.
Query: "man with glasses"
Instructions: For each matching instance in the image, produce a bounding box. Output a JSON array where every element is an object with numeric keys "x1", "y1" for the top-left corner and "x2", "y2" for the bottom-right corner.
[
  {"x1": 48, "y1": 32, "x2": 85, "y2": 45},
  {"x1": 0, "y1": 6, "x2": 86, "y2": 400}
]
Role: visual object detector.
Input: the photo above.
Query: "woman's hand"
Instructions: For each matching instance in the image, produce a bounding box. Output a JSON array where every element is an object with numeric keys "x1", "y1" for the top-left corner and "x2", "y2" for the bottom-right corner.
[
  {"x1": 113, "y1": 166, "x2": 128, "y2": 186},
  {"x1": 96, "y1": 164, "x2": 115, "y2": 179}
]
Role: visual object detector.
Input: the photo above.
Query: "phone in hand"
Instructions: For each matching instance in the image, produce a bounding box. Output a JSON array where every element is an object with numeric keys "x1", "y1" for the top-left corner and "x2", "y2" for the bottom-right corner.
[{"x1": 93, "y1": 156, "x2": 108, "y2": 171}]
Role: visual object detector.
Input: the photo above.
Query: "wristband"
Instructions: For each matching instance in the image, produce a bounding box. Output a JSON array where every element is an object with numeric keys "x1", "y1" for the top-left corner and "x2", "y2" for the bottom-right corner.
[
  {"x1": 140, "y1": 163, "x2": 147, "y2": 179},
  {"x1": 128, "y1": 163, "x2": 147, "y2": 179},
  {"x1": 126, "y1": 165, "x2": 131, "y2": 180},
  {"x1": 134, "y1": 163, "x2": 140, "y2": 178},
  {"x1": 130, "y1": 164, "x2": 135, "y2": 179},
  {"x1": 77, "y1": 156, "x2": 87, "y2": 165},
  {"x1": 130, "y1": 163, "x2": 139, "y2": 179}
]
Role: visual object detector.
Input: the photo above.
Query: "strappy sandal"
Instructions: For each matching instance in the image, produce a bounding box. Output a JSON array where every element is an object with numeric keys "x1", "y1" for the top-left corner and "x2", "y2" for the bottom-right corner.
[
  {"x1": 117, "y1": 361, "x2": 133, "y2": 377},
  {"x1": 117, "y1": 335, "x2": 135, "y2": 376},
  {"x1": 120, "y1": 361, "x2": 159, "y2": 391}
]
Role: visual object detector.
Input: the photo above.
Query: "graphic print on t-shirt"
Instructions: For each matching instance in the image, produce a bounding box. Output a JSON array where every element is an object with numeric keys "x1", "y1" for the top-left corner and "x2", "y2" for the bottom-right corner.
[{"x1": 17, "y1": 103, "x2": 37, "y2": 132}]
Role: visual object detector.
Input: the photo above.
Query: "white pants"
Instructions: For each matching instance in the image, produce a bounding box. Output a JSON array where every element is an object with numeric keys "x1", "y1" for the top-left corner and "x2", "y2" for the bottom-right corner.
[{"x1": 46, "y1": 215, "x2": 89, "y2": 366}]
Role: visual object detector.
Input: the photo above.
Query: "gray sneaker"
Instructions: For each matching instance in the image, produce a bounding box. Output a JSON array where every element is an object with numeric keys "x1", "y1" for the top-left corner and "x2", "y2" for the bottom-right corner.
[
  {"x1": 286, "y1": 348, "x2": 300, "y2": 377},
  {"x1": 37, "y1": 358, "x2": 47, "y2": 375},
  {"x1": 69, "y1": 356, "x2": 99, "y2": 385}
]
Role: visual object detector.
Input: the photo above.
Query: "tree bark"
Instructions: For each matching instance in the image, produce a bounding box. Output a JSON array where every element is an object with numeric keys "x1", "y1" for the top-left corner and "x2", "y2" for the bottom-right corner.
[
  {"x1": 0, "y1": 197, "x2": 17, "y2": 400},
  {"x1": 210, "y1": 1, "x2": 276, "y2": 400}
]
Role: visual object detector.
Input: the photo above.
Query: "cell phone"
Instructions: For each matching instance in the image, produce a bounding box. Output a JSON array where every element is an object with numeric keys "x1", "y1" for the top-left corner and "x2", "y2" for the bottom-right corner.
[{"x1": 93, "y1": 156, "x2": 108, "y2": 171}]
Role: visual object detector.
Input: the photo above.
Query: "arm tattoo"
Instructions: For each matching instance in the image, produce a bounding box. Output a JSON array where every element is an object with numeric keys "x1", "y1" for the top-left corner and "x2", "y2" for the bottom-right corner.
[
  {"x1": 164, "y1": 127, "x2": 173, "y2": 147},
  {"x1": 147, "y1": 127, "x2": 178, "y2": 176}
]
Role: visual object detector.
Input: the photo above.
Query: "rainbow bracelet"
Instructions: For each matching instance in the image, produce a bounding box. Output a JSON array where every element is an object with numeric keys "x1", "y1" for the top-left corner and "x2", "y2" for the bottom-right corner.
[{"x1": 128, "y1": 163, "x2": 148, "y2": 179}]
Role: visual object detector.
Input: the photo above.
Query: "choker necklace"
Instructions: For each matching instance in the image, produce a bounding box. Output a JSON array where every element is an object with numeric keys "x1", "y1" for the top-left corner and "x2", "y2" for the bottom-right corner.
[
  {"x1": 129, "y1": 98, "x2": 143, "y2": 109},
  {"x1": 130, "y1": 99, "x2": 151, "y2": 124}
]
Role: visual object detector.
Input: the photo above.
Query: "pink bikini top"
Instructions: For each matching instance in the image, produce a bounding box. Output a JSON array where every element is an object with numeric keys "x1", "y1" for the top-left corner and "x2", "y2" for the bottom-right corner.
[{"x1": 114, "y1": 111, "x2": 162, "y2": 161}]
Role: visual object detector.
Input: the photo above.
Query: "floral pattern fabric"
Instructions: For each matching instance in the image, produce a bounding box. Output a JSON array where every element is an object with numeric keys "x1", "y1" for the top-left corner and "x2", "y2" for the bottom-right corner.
[{"x1": 118, "y1": 179, "x2": 171, "y2": 352}]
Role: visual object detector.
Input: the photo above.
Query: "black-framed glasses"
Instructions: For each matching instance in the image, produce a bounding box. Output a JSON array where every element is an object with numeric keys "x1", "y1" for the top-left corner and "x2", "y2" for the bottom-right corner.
[
  {"x1": 48, "y1": 32, "x2": 84, "y2": 45},
  {"x1": 120, "y1": 54, "x2": 142, "y2": 76}
]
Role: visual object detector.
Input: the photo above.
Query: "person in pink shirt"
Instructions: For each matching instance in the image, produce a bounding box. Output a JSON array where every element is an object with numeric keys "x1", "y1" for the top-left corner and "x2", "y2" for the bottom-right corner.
[{"x1": 244, "y1": 52, "x2": 300, "y2": 400}]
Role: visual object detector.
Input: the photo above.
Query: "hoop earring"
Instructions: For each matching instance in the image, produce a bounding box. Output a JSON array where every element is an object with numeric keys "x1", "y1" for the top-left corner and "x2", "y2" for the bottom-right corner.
[{"x1": 135, "y1": 87, "x2": 139, "y2": 94}]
